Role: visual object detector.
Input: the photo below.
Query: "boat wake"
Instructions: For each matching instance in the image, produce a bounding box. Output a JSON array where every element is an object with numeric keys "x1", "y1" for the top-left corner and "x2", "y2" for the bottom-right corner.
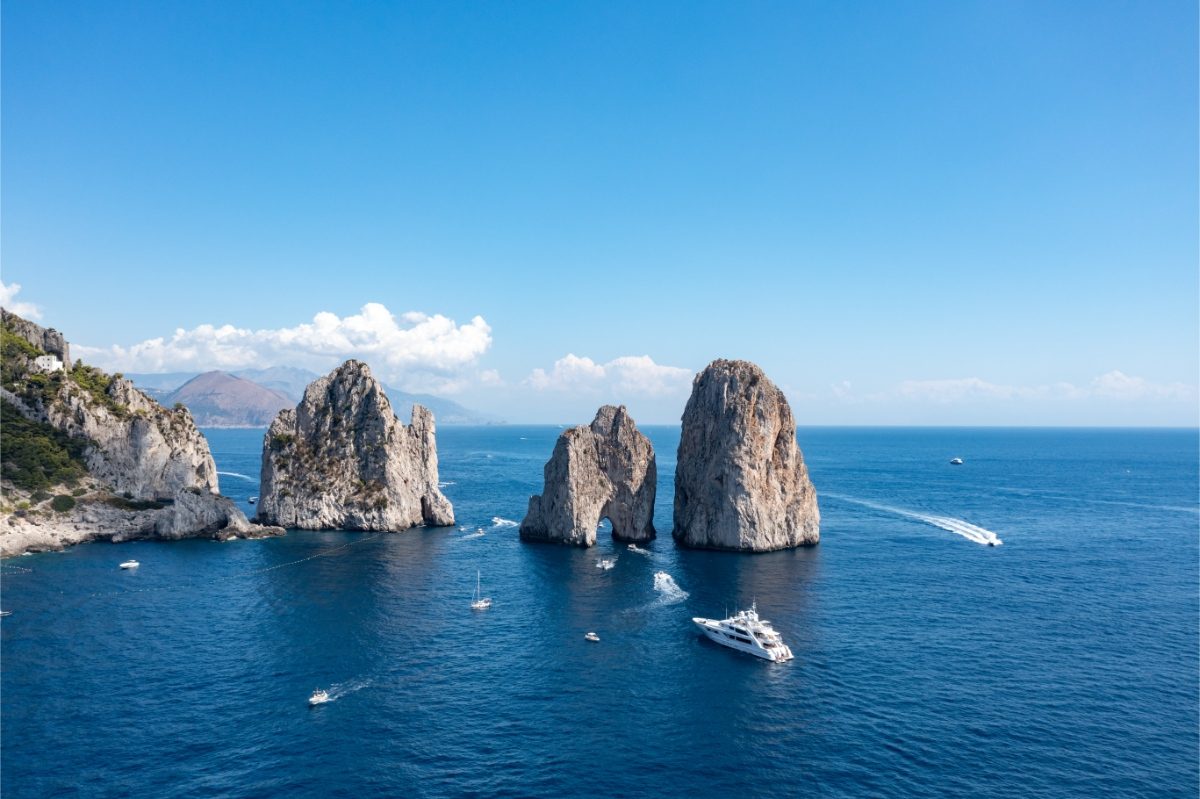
[
  {"x1": 324, "y1": 677, "x2": 372, "y2": 702},
  {"x1": 217, "y1": 471, "x2": 255, "y2": 482},
  {"x1": 491, "y1": 517, "x2": 519, "y2": 528},
  {"x1": 652, "y1": 571, "x2": 688, "y2": 604},
  {"x1": 626, "y1": 543, "x2": 651, "y2": 557},
  {"x1": 596, "y1": 557, "x2": 617, "y2": 570},
  {"x1": 462, "y1": 529, "x2": 485, "y2": 539},
  {"x1": 827, "y1": 493, "x2": 1003, "y2": 546}
]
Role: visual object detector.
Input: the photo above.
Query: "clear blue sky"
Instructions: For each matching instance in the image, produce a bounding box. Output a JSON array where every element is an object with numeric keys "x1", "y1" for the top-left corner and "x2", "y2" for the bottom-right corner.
[{"x1": 3, "y1": 1, "x2": 1196, "y2": 425}]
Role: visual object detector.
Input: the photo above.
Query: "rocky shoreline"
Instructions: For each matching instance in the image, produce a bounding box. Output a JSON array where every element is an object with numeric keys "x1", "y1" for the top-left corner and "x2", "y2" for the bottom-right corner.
[{"x1": 2, "y1": 308, "x2": 820, "y2": 559}]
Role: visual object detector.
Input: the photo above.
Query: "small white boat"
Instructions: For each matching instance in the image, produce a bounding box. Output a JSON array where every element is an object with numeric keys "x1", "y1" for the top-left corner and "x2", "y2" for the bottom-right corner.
[
  {"x1": 950, "y1": 457, "x2": 964, "y2": 465},
  {"x1": 596, "y1": 558, "x2": 616, "y2": 570},
  {"x1": 693, "y1": 602, "x2": 794, "y2": 662},
  {"x1": 584, "y1": 632, "x2": 600, "y2": 642},
  {"x1": 0, "y1": 610, "x2": 12, "y2": 618},
  {"x1": 248, "y1": 496, "x2": 258, "y2": 504},
  {"x1": 119, "y1": 560, "x2": 139, "y2": 570},
  {"x1": 308, "y1": 688, "x2": 330, "y2": 706},
  {"x1": 470, "y1": 570, "x2": 492, "y2": 610}
]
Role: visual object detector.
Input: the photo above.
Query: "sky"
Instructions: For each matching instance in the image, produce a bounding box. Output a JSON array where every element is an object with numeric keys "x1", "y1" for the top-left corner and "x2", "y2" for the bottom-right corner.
[{"x1": 2, "y1": 1, "x2": 1196, "y2": 425}]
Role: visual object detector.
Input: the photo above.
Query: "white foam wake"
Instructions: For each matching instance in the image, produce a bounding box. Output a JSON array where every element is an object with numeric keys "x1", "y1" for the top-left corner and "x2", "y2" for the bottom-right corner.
[
  {"x1": 627, "y1": 543, "x2": 651, "y2": 556},
  {"x1": 491, "y1": 517, "x2": 518, "y2": 528},
  {"x1": 326, "y1": 677, "x2": 372, "y2": 701},
  {"x1": 827, "y1": 493, "x2": 1003, "y2": 547},
  {"x1": 217, "y1": 471, "x2": 255, "y2": 482},
  {"x1": 653, "y1": 571, "x2": 688, "y2": 604},
  {"x1": 596, "y1": 557, "x2": 617, "y2": 570},
  {"x1": 463, "y1": 529, "x2": 485, "y2": 539}
]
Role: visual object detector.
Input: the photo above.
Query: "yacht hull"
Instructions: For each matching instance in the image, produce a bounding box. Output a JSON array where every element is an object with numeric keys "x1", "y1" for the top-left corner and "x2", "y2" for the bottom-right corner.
[{"x1": 693, "y1": 618, "x2": 794, "y2": 662}]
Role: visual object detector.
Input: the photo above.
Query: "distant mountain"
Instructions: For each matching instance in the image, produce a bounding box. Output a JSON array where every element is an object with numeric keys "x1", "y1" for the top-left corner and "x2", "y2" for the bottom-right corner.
[
  {"x1": 122, "y1": 372, "x2": 203, "y2": 400},
  {"x1": 127, "y1": 368, "x2": 503, "y2": 425},
  {"x1": 382, "y1": 386, "x2": 504, "y2": 426},
  {"x1": 231, "y1": 367, "x2": 320, "y2": 402},
  {"x1": 162, "y1": 372, "x2": 293, "y2": 427}
]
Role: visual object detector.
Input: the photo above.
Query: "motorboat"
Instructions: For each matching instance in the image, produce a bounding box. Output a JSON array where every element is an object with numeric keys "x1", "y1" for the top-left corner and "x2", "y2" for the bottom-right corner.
[
  {"x1": 0, "y1": 611, "x2": 11, "y2": 618},
  {"x1": 248, "y1": 496, "x2": 258, "y2": 504},
  {"x1": 692, "y1": 602, "x2": 794, "y2": 662},
  {"x1": 470, "y1": 570, "x2": 492, "y2": 610},
  {"x1": 950, "y1": 457, "x2": 964, "y2": 465},
  {"x1": 119, "y1": 560, "x2": 139, "y2": 570},
  {"x1": 584, "y1": 632, "x2": 600, "y2": 642},
  {"x1": 309, "y1": 689, "x2": 330, "y2": 706},
  {"x1": 596, "y1": 558, "x2": 616, "y2": 570}
]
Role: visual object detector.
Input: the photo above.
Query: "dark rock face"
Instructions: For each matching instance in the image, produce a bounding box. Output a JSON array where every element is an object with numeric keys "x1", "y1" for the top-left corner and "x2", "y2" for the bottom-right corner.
[
  {"x1": 672, "y1": 359, "x2": 819, "y2": 551},
  {"x1": 258, "y1": 360, "x2": 454, "y2": 531},
  {"x1": 520, "y1": 405, "x2": 656, "y2": 547}
]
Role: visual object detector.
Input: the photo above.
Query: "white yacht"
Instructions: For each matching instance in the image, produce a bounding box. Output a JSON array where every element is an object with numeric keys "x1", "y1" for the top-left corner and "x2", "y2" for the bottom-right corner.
[
  {"x1": 949, "y1": 457, "x2": 964, "y2": 465},
  {"x1": 119, "y1": 560, "x2": 139, "y2": 570},
  {"x1": 692, "y1": 602, "x2": 794, "y2": 662},
  {"x1": 309, "y1": 688, "x2": 330, "y2": 706},
  {"x1": 470, "y1": 570, "x2": 492, "y2": 610},
  {"x1": 584, "y1": 632, "x2": 600, "y2": 642}
]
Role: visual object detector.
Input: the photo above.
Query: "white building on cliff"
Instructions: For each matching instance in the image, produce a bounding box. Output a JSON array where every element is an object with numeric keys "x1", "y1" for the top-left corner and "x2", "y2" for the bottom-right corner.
[{"x1": 32, "y1": 354, "x2": 64, "y2": 373}]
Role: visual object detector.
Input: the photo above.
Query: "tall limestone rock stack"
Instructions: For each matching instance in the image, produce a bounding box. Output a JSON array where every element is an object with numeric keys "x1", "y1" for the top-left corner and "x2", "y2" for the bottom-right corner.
[
  {"x1": 257, "y1": 360, "x2": 454, "y2": 531},
  {"x1": 520, "y1": 405, "x2": 656, "y2": 547},
  {"x1": 672, "y1": 359, "x2": 819, "y2": 551},
  {"x1": 0, "y1": 310, "x2": 280, "y2": 556}
]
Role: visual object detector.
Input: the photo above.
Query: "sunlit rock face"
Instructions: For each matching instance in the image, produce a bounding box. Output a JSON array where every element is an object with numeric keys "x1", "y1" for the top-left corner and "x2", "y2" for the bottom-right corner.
[
  {"x1": 258, "y1": 360, "x2": 454, "y2": 531},
  {"x1": 673, "y1": 359, "x2": 819, "y2": 552},
  {"x1": 520, "y1": 405, "x2": 656, "y2": 547}
]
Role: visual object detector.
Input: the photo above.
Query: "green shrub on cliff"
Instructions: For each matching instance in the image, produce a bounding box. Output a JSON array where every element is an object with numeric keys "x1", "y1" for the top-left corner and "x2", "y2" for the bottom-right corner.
[
  {"x1": 68, "y1": 363, "x2": 128, "y2": 417},
  {"x1": 1, "y1": 328, "x2": 41, "y2": 391},
  {"x1": 0, "y1": 400, "x2": 89, "y2": 491},
  {"x1": 50, "y1": 494, "x2": 76, "y2": 513}
]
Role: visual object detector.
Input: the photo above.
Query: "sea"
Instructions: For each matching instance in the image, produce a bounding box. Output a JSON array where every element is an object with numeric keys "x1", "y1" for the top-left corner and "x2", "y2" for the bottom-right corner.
[{"x1": 1, "y1": 426, "x2": 1197, "y2": 798}]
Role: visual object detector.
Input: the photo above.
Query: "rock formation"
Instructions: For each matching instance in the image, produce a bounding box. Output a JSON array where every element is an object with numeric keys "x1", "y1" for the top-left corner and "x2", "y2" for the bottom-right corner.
[
  {"x1": 2, "y1": 307, "x2": 70, "y2": 366},
  {"x1": 672, "y1": 359, "x2": 819, "y2": 551},
  {"x1": 257, "y1": 360, "x2": 454, "y2": 531},
  {"x1": 43, "y1": 376, "x2": 219, "y2": 499},
  {"x1": 520, "y1": 405, "x2": 656, "y2": 547},
  {"x1": 0, "y1": 310, "x2": 281, "y2": 556}
]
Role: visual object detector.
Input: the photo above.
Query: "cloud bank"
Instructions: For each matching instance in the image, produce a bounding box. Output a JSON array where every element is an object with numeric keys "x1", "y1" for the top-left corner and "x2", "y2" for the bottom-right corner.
[
  {"x1": 76, "y1": 303, "x2": 493, "y2": 393},
  {"x1": 891, "y1": 371, "x2": 1193, "y2": 403},
  {"x1": 0, "y1": 281, "x2": 42, "y2": 320},
  {"x1": 528, "y1": 354, "x2": 693, "y2": 397}
]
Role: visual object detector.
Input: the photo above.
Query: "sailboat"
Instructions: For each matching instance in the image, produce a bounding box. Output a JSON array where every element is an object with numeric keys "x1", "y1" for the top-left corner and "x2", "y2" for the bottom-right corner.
[{"x1": 470, "y1": 570, "x2": 492, "y2": 610}]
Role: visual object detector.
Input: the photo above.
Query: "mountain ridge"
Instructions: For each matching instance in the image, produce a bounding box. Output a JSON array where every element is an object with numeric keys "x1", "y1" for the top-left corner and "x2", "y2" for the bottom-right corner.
[{"x1": 126, "y1": 369, "x2": 502, "y2": 425}]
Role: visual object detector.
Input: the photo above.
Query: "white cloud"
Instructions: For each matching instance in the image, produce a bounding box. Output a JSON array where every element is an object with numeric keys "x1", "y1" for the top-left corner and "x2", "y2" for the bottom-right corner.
[
  {"x1": 76, "y1": 303, "x2": 493, "y2": 390},
  {"x1": 0, "y1": 281, "x2": 42, "y2": 320},
  {"x1": 886, "y1": 372, "x2": 1193, "y2": 404},
  {"x1": 528, "y1": 353, "x2": 692, "y2": 397},
  {"x1": 1089, "y1": 370, "x2": 1191, "y2": 400}
]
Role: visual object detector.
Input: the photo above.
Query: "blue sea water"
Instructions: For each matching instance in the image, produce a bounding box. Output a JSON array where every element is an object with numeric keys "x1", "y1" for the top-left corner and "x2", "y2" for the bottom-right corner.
[{"x1": 2, "y1": 426, "x2": 1197, "y2": 798}]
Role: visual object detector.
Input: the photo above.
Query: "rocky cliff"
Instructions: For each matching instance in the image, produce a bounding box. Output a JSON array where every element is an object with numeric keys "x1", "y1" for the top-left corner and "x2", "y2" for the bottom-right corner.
[
  {"x1": 257, "y1": 360, "x2": 454, "y2": 531},
  {"x1": 0, "y1": 310, "x2": 281, "y2": 556},
  {"x1": 520, "y1": 405, "x2": 656, "y2": 547},
  {"x1": 2, "y1": 307, "x2": 70, "y2": 366},
  {"x1": 672, "y1": 359, "x2": 819, "y2": 551}
]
